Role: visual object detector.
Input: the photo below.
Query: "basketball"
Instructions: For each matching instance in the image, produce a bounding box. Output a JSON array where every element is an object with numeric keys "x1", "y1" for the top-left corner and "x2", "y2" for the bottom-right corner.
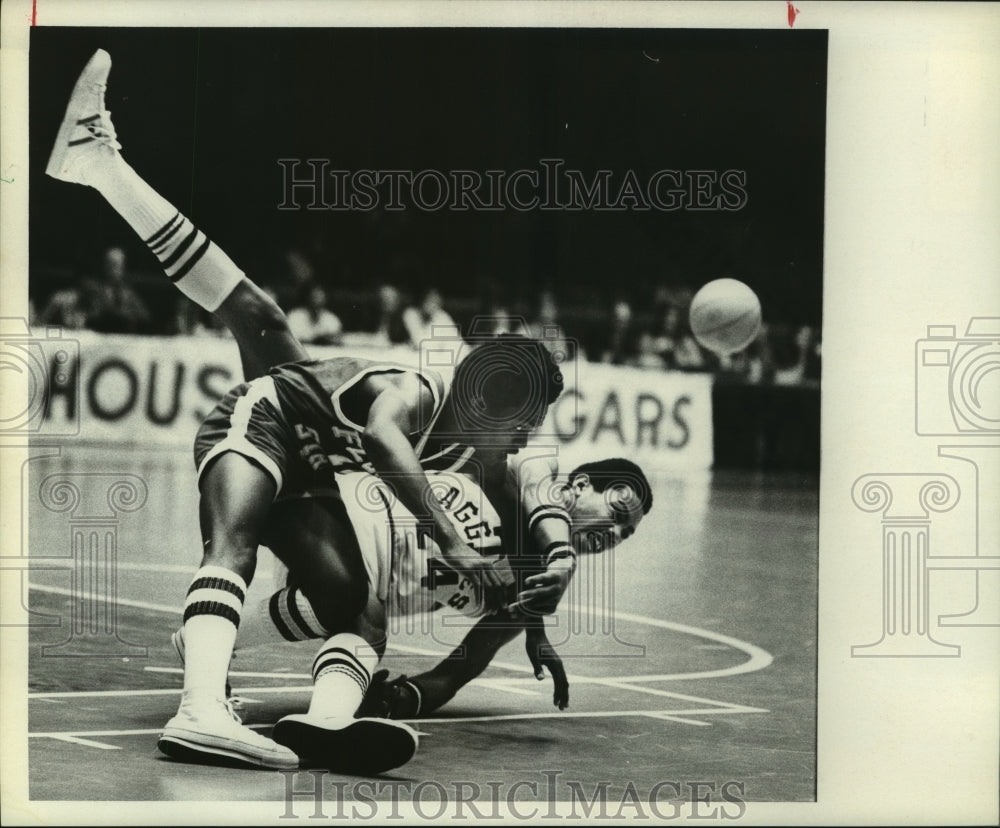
[{"x1": 689, "y1": 279, "x2": 762, "y2": 354}]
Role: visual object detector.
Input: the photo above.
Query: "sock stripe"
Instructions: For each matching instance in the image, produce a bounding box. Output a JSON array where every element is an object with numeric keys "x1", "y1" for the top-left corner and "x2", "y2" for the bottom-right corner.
[
  {"x1": 289, "y1": 587, "x2": 330, "y2": 639},
  {"x1": 313, "y1": 658, "x2": 370, "y2": 694},
  {"x1": 286, "y1": 588, "x2": 322, "y2": 639},
  {"x1": 150, "y1": 216, "x2": 185, "y2": 253},
  {"x1": 313, "y1": 645, "x2": 366, "y2": 677},
  {"x1": 183, "y1": 600, "x2": 240, "y2": 627},
  {"x1": 145, "y1": 212, "x2": 181, "y2": 246},
  {"x1": 187, "y1": 576, "x2": 245, "y2": 604},
  {"x1": 274, "y1": 588, "x2": 311, "y2": 641},
  {"x1": 160, "y1": 224, "x2": 200, "y2": 269},
  {"x1": 68, "y1": 136, "x2": 96, "y2": 147},
  {"x1": 169, "y1": 235, "x2": 212, "y2": 282},
  {"x1": 268, "y1": 590, "x2": 299, "y2": 642},
  {"x1": 77, "y1": 114, "x2": 100, "y2": 126}
]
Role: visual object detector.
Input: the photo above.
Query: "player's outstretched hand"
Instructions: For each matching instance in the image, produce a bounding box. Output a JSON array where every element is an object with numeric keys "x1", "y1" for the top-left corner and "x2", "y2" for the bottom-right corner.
[
  {"x1": 515, "y1": 568, "x2": 570, "y2": 615},
  {"x1": 524, "y1": 623, "x2": 569, "y2": 710},
  {"x1": 357, "y1": 670, "x2": 420, "y2": 719}
]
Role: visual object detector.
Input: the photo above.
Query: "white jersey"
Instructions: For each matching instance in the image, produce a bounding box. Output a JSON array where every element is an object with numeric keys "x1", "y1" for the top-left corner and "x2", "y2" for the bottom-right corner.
[{"x1": 338, "y1": 469, "x2": 515, "y2": 619}]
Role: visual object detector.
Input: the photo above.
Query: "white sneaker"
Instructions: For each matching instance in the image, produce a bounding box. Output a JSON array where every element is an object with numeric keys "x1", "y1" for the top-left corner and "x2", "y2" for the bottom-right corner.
[
  {"x1": 158, "y1": 696, "x2": 298, "y2": 769},
  {"x1": 272, "y1": 713, "x2": 418, "y2": 775},
  {"x1": 45, "y1": 48, "x2": 122, "y2": 186}
]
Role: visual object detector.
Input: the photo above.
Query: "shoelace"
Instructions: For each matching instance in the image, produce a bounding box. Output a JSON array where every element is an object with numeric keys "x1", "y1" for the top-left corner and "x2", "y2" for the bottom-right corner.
[
  {"x1": 89, "y1": 83, "x2": 122, "y2": 149},
  {"x1": 221, "y1": 698, "x2": 243, "y2": 724}
]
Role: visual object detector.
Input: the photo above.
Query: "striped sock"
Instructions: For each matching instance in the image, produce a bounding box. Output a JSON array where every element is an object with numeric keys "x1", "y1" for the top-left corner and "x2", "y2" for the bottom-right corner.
[
  {"x1": 89, "y1": 159, "x2": 242, "y2": 311},
  {"x1": 144, "y1": 213, "x2": 243, "y2": 311},
  {"x1": 181, "y1": 565, "x2": 247, "y2": 699},
  {"x1": 308, "y1": 634, "x2": 379, "y2": 720},
  {"x1": 235, "y1": 586, "x2": 331, "y2": 652}
]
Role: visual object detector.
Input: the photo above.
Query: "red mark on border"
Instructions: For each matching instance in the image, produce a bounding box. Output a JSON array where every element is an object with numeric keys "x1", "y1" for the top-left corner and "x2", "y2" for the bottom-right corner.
[
  {"x1": 32, "y1": 0, "x2": 38, "y2": 26},
  {"x1": 787, "y1": 1, "x2": 800, "y2": 28}
]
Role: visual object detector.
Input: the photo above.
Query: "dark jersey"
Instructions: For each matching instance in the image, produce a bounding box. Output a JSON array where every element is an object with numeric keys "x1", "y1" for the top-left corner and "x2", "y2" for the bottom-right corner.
[
  {"x1": 269, "y1": 357, "x2": 473, "y2": 479},
  {"x1": 194, "y1": 356, "x2": 477, "y2": 500}
]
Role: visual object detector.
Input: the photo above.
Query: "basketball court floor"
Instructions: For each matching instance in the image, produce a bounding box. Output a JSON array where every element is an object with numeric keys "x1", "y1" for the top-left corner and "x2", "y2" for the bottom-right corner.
[{"x1": 23, "y1": 444, "x2": 817, "y2": 803}]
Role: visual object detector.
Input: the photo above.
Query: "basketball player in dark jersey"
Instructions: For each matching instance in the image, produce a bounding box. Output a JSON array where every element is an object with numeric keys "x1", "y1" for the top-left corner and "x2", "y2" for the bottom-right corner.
[{"x1": 46, "y1": 50, "x2": 574, "y2": 771}]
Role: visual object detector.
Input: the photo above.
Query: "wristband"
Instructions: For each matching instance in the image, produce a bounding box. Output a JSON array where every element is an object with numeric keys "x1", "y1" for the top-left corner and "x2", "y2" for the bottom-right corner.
[
  {"x1": 543, "y1": 542, "x2": 576, "y2": 567},
  {"x1": 528, "y1": 505, "x2": 572, "y2": 534},
  {"x1": 404, "y1": 679, "x2": 423, "y2": 716}
]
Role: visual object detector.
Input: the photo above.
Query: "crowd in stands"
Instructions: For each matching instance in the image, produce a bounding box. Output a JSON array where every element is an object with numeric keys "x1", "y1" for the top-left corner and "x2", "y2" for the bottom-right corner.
[{"x1": 30, "y1": 245, "x2": 820, "y2": 388}]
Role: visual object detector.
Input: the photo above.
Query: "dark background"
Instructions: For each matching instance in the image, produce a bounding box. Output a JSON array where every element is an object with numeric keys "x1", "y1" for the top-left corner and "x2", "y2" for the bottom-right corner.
[{"x1": 30, "y1": 27, "x2": 826, "y2": 335}]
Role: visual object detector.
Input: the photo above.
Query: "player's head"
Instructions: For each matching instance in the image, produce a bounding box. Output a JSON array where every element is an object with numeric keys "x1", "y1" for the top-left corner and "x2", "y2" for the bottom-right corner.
[
  {"x1": 564, "y1": 458, "x2": 653, "y2": 554},
  {"x1": 449, "y1": 333, "x2": 563, "y2": 450}
]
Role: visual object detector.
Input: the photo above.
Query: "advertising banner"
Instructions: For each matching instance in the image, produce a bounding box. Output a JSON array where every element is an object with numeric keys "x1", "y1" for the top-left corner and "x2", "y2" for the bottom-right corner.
[{"x1": 29, "y1": 330, "x2": 713, "y2": 470}]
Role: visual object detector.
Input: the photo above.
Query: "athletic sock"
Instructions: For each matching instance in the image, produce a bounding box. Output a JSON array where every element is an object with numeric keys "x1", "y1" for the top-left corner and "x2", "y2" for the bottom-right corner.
[
  {"x1": 235, "y1": 586, "x2": 331, "y2": 651},
  {"x1": 180, "y1": 565, "x2": 247, "y2": 700},
  {"x1": 308, "y1": 634, "x2": 380, "y2": 720},
  {"x1": 88, "y1": 158, "x2": 242, "y2": 311}
]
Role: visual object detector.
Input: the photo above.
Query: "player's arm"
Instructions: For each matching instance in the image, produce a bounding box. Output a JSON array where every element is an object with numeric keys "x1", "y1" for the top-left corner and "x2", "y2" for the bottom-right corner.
[
  {"x1": 359, "y1": 610, "x2": 567, "y2": 717},
  {"x1": 508, "y1": 454, "x2": 577, "y2": 615},
  {"x1": 361, "y1": 376, "x2": 507, "y2": 612}
]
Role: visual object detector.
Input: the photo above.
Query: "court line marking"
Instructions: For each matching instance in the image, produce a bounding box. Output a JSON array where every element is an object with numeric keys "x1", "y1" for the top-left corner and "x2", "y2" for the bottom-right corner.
[
  {"x1": 138, "y1": 662, "x2": 766, "y2": 709},
  {"x1": 562, "y1": 601, "x2": 775, "y2": 682},
  {"x1": 142, "y1": 665, "x2": 544, "y2": 698},
  {"x1": 30, "y1": 583, "x2": 181, "y2": 615},
  {"x1": 31, "y1": 682, "x2": 765, "y2": 729},
  {"x1": 44, "y1": 734, "x2": 121, "y2": 750},
  {"x1": 30, "y1": 685, "x2": 313, "y2": 699},
  {"x1": 28, "y1": 581, "x2": 774, "y2": 685},
  {"x1": 29, "y1": 707, "x2": 748, "y2": 744}
]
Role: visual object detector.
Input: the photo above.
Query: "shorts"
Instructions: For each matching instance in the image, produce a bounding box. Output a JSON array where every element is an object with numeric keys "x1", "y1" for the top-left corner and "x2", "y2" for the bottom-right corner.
[{"x1": 193, "y1": 375, "x2": 331, "y2": 499}]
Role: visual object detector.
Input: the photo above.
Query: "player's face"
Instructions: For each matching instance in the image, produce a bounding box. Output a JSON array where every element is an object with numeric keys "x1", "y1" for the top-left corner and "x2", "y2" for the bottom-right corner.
[
  {"x1": 569, "y1": 478, "x2": 644, "y2": 555},
  {"x1": 466, "y1": 415, "x2": 541, "y2": 457}
]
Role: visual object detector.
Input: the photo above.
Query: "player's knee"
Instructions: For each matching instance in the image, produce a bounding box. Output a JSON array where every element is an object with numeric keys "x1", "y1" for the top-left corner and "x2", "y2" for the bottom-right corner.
[
  {"x1": 219, "y1": 280, "x2": 289, "y2": 335},
  {"x1": 300, "y1": 579, "x2": 369, "y2": 634}
]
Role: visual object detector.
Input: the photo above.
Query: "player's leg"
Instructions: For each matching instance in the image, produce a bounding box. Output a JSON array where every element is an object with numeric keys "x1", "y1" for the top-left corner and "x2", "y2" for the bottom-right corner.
[
  {"x1": 170, "y1": 500, "x2": 372, "y2": 666},
  {"x1": 260, "y1": 503, "x2": 417, "y2": 774},
  {"x1": 271, "y1": 625, "x2": 418, "y2": 774},
  {"x1": 160, "y1": 376, "x2": 300, "y2": 767},
  {"x1": 158, "y1": 451, "x2": 298, "y2": 768},
  {"x1": 46, "y1": 49, "x2": 306, "y2": 380}
]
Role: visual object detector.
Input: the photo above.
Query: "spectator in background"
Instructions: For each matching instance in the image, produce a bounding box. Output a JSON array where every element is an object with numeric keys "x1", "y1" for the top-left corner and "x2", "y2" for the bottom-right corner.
[
  {"x1": 600, "y1": 300, "x2": 639, "y2": 366},
  {"x1": 270, "y1": 248, "x2": 316, "y2": 310},
  {"x1": 527, "y1": 289, "x2": 578, "y2": 361},
  {"x1": 174, "y1": 295, "x2": 234, "y2": 338},
  {"x1": 287, "y1": 283, "x2": 343, "y2": 346},
  {"x1": 38, "y1": 286, "x2": 88, "y2": 329},
  {"x1": 402, "y1": 287, "x2": 457, "y2": 348},
  {"x1": 772, "y1": 324, "x2": 821, "y2": 386},
  {"x1": 634, "y1": 328, "x2": 666, "y2": 370},
  {"x1": 636, "y1": 294, "x2": 706, "y2": 372},
  {"x1": 373, "y1": 284, "x2": 411, "y2": 347},
  {"x1": 800, "y1": 325, "x2": 822, "y2": 384},
  {"x1": 745, "y1": 323, "x2": 776, "y2": 385},
  {"x1": 476, "y1": 296, "x2": 530, "y2": 338},
  {"x1": 85, "y1": 246, "x2": 150, "y2": 334}
]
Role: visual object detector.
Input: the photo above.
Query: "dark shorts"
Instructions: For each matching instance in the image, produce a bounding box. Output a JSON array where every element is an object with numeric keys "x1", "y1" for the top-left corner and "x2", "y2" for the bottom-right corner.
[{"x1": 193, "y1": 375, "x2": 340, "y2": 500}]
